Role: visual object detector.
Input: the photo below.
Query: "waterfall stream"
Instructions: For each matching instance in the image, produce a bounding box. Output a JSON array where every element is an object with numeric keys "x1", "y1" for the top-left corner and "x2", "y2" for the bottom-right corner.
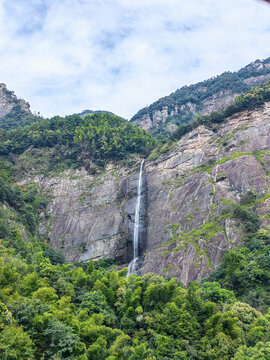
[{"x1": 127, "y1": 159, "x2": 144, "y2": 278}]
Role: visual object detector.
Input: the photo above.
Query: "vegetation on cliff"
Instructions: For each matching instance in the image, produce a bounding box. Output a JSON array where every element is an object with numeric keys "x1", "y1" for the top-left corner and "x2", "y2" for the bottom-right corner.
[
  {"x1": 208, "y1": 229, "x2": 270, "y2": 313},
  {"x1": 0, "y1": 105, "x2": 40, "y2": 131},
  {"x1": 0, "y1": 85, "x2": 40, "y2": 131},
  {"x1": 131, "y1": 58, "x2": 270, "y2": 137},
  {"x1": 149, "y1": 81, "x2": 270, "y2": 160},
  {"x1": 188, "y1": 80, "x2": 270, "y2": 130}
]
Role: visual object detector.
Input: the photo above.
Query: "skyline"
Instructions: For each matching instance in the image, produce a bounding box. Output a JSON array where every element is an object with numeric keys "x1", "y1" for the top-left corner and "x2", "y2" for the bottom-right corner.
[{"x1": 0, "y1": 0, "x2": 270, "y2": 119}]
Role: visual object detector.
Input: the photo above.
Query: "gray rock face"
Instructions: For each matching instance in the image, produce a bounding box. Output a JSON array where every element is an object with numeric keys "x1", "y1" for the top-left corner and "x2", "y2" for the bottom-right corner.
[
  {"x1": 38, "y1": 167, "x2": 136, "y2": 263},
  {"x1": 20, "y1": 102, "x2": 270, "y2": 285},
  {"x1": 0, "y1": 83, "x2": 31, "y2": 118},
  {"x1": 140, "y1": 102, "x2": 270, "y2": 284},
  {"x1": 21, "y1": 164, "x2": 146, "y2": 264}
]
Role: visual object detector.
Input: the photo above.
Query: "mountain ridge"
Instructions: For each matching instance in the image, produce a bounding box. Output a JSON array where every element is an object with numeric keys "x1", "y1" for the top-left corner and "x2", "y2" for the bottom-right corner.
[{"x1": 130, "y1": 57, "x2": 270, "y2": 137}]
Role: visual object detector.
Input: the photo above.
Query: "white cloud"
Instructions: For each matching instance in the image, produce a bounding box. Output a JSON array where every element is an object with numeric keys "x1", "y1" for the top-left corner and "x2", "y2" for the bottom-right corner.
[{"x1": 0, "y1": 0, "x2": 269, "y2": 119}]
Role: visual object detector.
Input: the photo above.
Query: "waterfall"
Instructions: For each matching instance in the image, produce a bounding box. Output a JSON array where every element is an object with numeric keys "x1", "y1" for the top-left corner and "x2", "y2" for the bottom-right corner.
[{"x1": 127, "y1": 159, "x2": 145, "y2": 278}]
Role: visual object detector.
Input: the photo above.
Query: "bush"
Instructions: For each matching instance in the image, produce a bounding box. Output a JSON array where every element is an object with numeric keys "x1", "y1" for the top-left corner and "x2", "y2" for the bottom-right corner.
[
  {"x1": 232, "y1": 205, "x2": 260, "y2": 233},
  {"x1": 240, "y1": 191, "x2": 257, "y2": 205}
]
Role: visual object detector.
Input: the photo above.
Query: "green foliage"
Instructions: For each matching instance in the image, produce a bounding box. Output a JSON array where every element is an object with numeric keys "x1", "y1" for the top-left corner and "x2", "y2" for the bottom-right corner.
[
  {"x1": 240, "y1": 191, "x2": 257, "y2": 205},
  {"x1": 231, "y1": 204, "x2": 260, "y2": 233},
  {"x1": 0, "y1": 325, "x2": 35, "y2": 359},
  {"x1": 233, "y1": 341, "x2": 270, "y2": 360},
  {"x1": 208, "y1": 230, "x2": 270, "y2": 312},
  {"x1": 0, "y1": 114, "x2": 83, "y2": 156},
  {"x1": 0, "y1": 167, "x2": 48, "y2": 234},
  {"x1": 170, "y1": 123, "x2": 193, "y2": 141},
  {"x1": 0, "y1": 113, "x2": 156, "y2": 174},
  {"x1": 0, "y1": 103, "x2": 40, "y2": 132},
  {"x1": 74, "y1": 112, "x2": 156, "y2": 161},
  {"x1": 0, "y1": 226, "x2": 268, "y2": 359}
]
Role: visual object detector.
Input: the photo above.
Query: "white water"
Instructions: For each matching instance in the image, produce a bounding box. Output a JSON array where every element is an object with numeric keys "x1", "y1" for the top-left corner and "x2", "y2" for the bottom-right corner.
[{"x1": 127, "y1": 159, "x2": 144, "y2": 278}]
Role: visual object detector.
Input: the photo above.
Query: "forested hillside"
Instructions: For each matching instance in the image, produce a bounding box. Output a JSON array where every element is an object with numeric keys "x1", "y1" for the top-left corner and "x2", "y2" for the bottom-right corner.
[
  {"x1": 131, "y1": 58, "x2": 270, "y2": 137},
  {"x1": 149, "y1": 81, "x2": 270, "y2": 160}
]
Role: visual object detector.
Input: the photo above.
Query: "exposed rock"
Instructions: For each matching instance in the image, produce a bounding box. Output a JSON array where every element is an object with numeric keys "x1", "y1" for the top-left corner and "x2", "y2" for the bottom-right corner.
[
  {"x1": 139, "y1": 102, "x2": 270, "y2": 284},
  {"x1": 200, "y1": 91, "x2": 238, "y2": 115},
  {"x1": 244, "y1": 73, "x2": 270, "y2": 85},
  {"x1": 38, "y1": 167, "x2": 135, "y2": 263},
  {"x1": 0, "y1": 83, "x2": 31, "y2": 118},
  {"x1": 20, "y1": 164, "x2": 146, "y2": 265}
]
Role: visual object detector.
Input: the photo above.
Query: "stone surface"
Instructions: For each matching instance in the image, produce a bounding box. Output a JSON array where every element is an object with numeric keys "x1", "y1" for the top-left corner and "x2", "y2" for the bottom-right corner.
[
  {"x1": 20, "y1": 163, "x2": 147, "y2": 264},
  {"x1": 140, "y1": 102, "x2": 270, "y2": 284}
]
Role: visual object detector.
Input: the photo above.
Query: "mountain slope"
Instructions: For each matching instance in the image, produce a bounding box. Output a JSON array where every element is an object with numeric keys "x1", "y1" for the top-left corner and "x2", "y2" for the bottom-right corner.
[
  {"x1": 130, "y1": 57, "x2": 270, "y2": 137},
  {"x1": 6, "y1": 85, "x2": 268, "y2": 288},
  {"x1": 0, "y1": 78, "x2": 269, "y2": 287}
]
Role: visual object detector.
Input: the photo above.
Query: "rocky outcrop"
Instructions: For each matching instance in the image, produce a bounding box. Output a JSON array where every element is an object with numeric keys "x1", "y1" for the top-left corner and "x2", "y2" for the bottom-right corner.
[{"x1": 0, "y1": 83, "x2": 31, "y2": 118}]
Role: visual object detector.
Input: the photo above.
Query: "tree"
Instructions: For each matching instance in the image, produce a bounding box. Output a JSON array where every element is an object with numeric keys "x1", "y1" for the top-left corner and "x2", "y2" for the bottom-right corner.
[
  {"x1": 233, "y1": 342, "x2": 270, "y2": 360},
  {"x1": 0, "y1": 325, "x2": 35, "y2": 360}
]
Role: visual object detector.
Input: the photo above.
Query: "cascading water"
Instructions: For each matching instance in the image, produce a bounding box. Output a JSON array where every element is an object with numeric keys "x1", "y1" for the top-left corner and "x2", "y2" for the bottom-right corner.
[{"x1": 127, "y1": 159, "x2": 144, "y2": 278}]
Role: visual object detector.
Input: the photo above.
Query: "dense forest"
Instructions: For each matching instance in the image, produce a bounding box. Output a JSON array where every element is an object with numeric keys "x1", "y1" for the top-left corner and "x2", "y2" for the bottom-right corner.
[{"x1": 0, "y1": 112, "x2": 156, "y2": 174}]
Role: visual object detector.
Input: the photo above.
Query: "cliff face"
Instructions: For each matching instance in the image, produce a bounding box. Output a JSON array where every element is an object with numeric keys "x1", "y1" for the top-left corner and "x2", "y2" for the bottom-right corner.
[
  {"x1": 19, "y1": 165, "x2": 136, "y2": 264},
  {"x1": 130, "y1": 58, "x2": 270, "y2": 136},
  {"x1": 20, "y1": 101, "x2": 270, "y2": 284},
  {"x1": 141, "y1": 102, "x2": 270, "y2": 284}
]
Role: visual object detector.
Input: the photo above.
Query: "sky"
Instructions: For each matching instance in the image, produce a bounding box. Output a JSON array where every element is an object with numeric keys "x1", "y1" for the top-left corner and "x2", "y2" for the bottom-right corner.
[{"x1": 0, "y1": 0, "x2": 270, "y2": 119}]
